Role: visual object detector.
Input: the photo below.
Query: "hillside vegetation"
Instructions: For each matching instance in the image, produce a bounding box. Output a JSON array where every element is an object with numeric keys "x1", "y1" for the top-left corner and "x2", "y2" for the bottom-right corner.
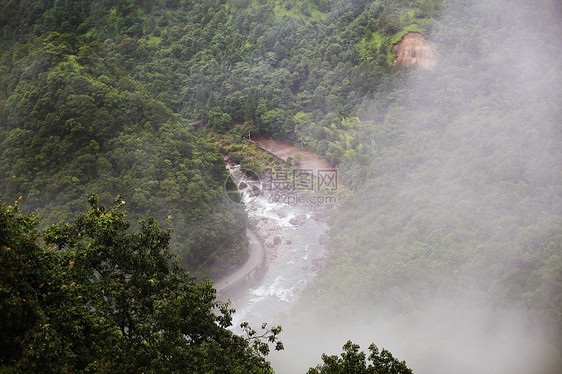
[
  {"x1": 0, "y1": 0, "x2": 446, "y2": 276},
  {"x1": 0, "y1": 2, "x2": 253, "y2": 277},
  {"x1": 0, "y1": 0, "x2": 561, "y2": 372},
  {"x1": 0, "y1": 197, "x2": 282, "y2": 373}
]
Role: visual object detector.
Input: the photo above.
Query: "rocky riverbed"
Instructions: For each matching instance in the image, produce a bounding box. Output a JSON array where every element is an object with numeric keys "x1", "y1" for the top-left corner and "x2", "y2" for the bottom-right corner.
[{"x1": 225, "y1": 163, "x2": 333, "y2": 325}]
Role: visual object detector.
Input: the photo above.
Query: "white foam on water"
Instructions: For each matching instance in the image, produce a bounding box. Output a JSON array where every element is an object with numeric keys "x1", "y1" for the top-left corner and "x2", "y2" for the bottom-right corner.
[
  {"x1": 249, "y1": 276, "x2": 296, "y2": 303},
  {"x1": 226, "y1": 163, "x2": 328, "y2": 325},
  {"x1": 246, "y1": 192, "x2": 302, "y2": 229}
]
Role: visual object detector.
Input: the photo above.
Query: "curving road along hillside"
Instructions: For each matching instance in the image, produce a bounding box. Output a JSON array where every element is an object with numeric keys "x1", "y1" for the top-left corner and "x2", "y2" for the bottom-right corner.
[{"x1": 213, "y1": 229, "x2": 264, "y2": 294}]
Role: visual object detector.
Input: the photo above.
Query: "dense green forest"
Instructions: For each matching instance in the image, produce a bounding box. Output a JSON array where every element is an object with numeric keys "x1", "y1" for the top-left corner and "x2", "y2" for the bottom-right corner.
[
  {"x1": 1, "y1": 0, "x2": 561, "y2": 372},
  {"x1": 0, "y1": 1, "x2": 253, "y2": 277},
  {"x1": 1, "y1": 0, "x2": 444, "y2": 163},
  {"x1": 313, "y1": 0, "x2": 562, "y2": 325},
  {"x1": 0, "y1": 0, "x2": 445, "y2": 272},
  {"x1": 0, "y1": 197, "x2": 283, "y2": 372}
]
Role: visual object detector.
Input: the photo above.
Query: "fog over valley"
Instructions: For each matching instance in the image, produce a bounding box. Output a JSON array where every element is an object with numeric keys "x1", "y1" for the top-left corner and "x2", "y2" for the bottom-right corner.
[
  {"x1": 270, "y1": 0, "x2": 562, "y2": 372},
  {"x1": 0, "y1": 0, "x2": 560, "y2": 372}
]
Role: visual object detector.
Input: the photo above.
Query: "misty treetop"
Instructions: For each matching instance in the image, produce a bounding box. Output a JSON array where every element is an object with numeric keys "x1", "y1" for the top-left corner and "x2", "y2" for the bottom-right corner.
[
  {"x1": 307, "y1": 341, "x2": 413, "y2": 374},
  {"x1": 307, "y1": 0, "x2": 562, "y2": 350}
]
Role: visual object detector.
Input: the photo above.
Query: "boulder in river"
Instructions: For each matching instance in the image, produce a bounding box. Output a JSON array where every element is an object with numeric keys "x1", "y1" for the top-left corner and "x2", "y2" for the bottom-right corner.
[
  {"x1": 268, "y1": 225, "x2": 280, "y2": 233},
  {"x1": 289, "y1": 214, "x2": 307, "y2": 226},
  {"x1": 255, "y1": 226, "x2": 268, "y2": 239},
  {"x1": 250, "y1": 185, "x2": 261, "y2": 196}
]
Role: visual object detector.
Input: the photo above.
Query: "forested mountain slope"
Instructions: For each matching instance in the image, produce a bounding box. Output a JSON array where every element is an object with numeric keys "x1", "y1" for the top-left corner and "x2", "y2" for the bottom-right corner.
[
  {"x1": 322, "y1": 0, "x2": 562, "y2": 316},
  {"x1": 287, "y1": 0, "x2": 562, "y2": 372},
  {"x1": 0, "y1": 0, "x2": 560, "y2": 371},
  {"x1": 0, "y1": 6, "x2": 250, "y2": 277},
  {"x1": 0, "y1": 0, "x2": 444, "y2": 272},
  {"x1": 2, "y1": 0, "x2": 443, "y2": 157}
]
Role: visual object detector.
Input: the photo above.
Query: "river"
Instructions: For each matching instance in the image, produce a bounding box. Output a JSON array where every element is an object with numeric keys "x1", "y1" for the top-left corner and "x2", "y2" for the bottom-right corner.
[{"x1": 220, "y1": 164, "x2": 329, "y2": 333}]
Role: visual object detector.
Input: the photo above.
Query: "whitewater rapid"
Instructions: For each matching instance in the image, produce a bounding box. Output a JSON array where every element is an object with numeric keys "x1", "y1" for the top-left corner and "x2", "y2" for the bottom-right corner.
[{"x1": 225, "y1": 165, "x2": 327, "y2": 328}]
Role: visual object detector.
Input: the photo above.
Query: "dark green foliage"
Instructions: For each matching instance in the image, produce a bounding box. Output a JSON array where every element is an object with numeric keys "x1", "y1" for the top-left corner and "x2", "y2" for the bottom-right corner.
[
  {"x1": 307, "y1": 341, "x2": 412, "y2": 374},
  {"x1": 207, "y1": 106, "x2": 234, "y2": 133},
  {"x1": 0, "y1": 197, "x2": 280, "y2": 373},
  {"x1": 0, "y1": 32, "x2": 247, "y2": 277},
  {"x1": 0, "y1": 0, "x2": 438, "y2": 141},
  {"x1": 0, "y1": 198, "x2": 50, "y2": 365}
]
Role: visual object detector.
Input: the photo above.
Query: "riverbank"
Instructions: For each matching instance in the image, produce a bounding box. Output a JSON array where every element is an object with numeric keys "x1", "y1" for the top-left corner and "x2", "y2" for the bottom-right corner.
[
  {"x1": 214, "y1": 229, "x2": 265, "y2": 295},
  {"x1": 213, "y1": 135, "x2": 338, "y2": 305}
]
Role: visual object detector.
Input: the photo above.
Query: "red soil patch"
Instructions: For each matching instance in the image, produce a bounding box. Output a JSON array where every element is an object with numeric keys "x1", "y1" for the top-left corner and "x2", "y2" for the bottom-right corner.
[
  {"x1": 392, "y1": 32, "x2": 438, "y2": 68},
  {"x1": 252, "y1": 135, "x2": 332, "y2": 171}
]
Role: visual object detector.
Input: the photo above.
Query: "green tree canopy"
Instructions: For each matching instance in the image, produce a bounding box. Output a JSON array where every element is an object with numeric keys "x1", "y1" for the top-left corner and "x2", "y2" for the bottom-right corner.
[
  {"x1": 0, "y1": 195, "x2": 281, "y2": 373},
  {"x1": 307, "y1": 341, "x2": 413, "y2": 374}
]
